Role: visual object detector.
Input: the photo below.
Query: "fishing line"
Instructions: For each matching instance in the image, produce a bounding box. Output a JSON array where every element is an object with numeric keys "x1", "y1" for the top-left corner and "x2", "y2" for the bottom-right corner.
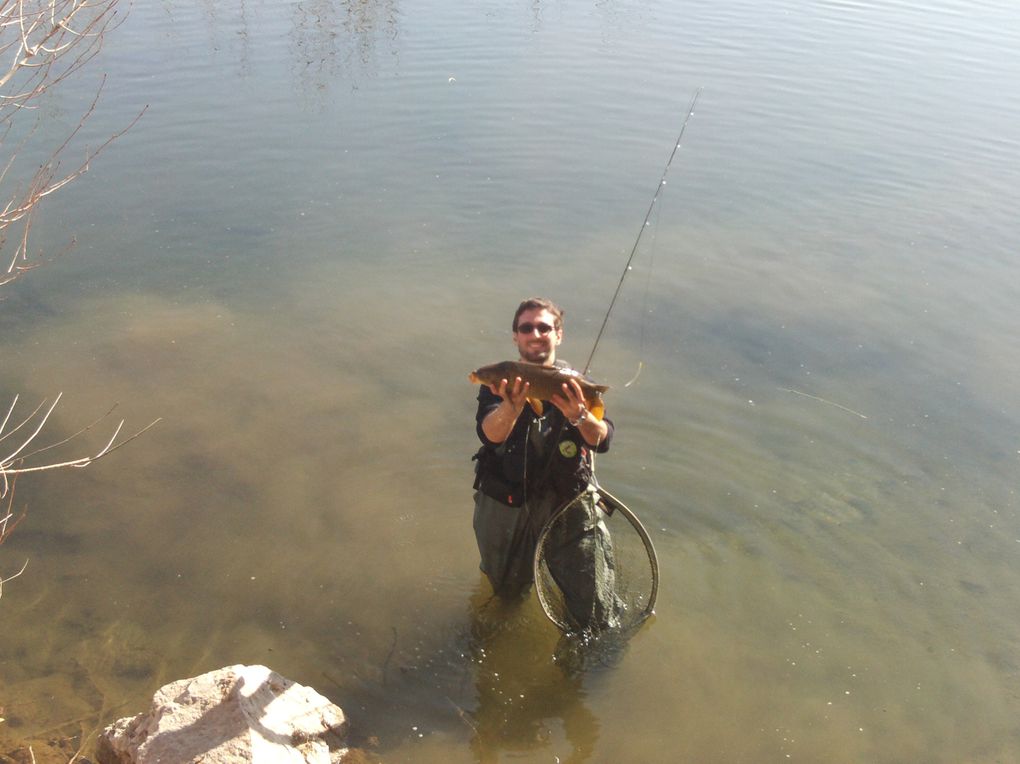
[
  {"x1": 530, "y1": 92, "x2": 701, "y2": 635},
  {"x1": 583, "y1": 87, "x2": 702, "y2": 378},
  {"x1": 623, "y1": 184, "x2": 662, "y2": 388},
  {"x1": 519, "y1": 94, "x2": 701, "y2": 634}
]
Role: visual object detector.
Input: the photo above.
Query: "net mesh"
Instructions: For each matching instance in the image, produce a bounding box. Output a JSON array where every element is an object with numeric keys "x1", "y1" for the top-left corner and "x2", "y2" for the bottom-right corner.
[{"x1": 533, "y1": 487, "x2": 658, "y2": 635}]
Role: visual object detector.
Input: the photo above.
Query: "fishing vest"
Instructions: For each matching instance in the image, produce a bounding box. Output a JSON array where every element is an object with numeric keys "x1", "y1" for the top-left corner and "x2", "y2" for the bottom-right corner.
[{"x1": 473, "y1": 391, "x2": 593, "y2": 508}]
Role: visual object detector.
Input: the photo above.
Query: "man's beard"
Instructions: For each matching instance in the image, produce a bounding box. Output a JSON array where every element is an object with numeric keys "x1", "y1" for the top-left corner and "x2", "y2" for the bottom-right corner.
[{"x1": 520, "y1": 346, "x2": 551, "y2": 364}]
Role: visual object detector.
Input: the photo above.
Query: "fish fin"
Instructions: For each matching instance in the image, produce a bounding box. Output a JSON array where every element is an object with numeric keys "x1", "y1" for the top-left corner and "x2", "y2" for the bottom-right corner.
[
  {"x1": 528, "y1": 398, "x2": 543, "y2": 416},
  {"x1": 588, "y1": 395, "x2": 605, "y2": 421}
]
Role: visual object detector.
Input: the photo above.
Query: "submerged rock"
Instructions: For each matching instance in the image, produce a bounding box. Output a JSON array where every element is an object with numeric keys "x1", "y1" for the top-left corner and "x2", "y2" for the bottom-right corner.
[{"x1": 95, "y1": 664, "x2": 349, "y2": 764}]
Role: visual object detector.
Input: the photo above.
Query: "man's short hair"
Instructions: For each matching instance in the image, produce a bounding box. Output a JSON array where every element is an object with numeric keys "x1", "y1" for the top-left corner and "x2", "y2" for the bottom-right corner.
[{"x1": 512, "y1": 297, "x2": 564, "y2": 332}]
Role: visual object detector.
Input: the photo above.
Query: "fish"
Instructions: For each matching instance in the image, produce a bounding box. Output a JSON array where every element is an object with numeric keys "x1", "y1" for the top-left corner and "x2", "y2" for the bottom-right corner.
[{"x1": 469, "y1": 360, "x2": 608, "y2": 420}]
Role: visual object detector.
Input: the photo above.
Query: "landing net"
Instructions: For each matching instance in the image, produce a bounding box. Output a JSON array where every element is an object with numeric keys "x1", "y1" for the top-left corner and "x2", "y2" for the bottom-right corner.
[{"x1": 533, "y1": 485, "x2": 658, "y2": 635}]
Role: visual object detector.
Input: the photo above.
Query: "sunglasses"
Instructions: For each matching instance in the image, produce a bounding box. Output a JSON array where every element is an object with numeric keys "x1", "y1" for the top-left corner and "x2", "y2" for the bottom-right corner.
[{"x1": 516, "y1": 322, "x2": 554, "y2": 335}]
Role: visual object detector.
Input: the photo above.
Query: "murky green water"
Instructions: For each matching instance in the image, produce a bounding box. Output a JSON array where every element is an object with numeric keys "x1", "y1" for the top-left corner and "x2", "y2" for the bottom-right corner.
[{"x1": 1, "y1": 0, "x2": 1019, "y2": 761}]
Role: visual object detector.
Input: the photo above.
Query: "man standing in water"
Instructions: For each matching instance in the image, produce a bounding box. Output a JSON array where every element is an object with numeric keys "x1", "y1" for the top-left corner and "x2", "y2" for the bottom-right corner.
[{"x1": 472, "y1": 297, "x2": 620, "y2": 630}]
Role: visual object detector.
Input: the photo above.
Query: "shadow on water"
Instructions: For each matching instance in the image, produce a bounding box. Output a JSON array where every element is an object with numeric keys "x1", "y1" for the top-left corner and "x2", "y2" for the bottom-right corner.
[
  {"x1": 324, "y1": 580, "x2": 646, "y2": 763},
  {"x1": 465, "y1": 585, "x2": 631, "y2": 764}
]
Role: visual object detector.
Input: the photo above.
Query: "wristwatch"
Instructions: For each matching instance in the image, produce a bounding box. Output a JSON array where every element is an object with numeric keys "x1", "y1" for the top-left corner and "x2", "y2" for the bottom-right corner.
[{"x1": 569, "y1": 407, "x2": 588, "y2": 427}]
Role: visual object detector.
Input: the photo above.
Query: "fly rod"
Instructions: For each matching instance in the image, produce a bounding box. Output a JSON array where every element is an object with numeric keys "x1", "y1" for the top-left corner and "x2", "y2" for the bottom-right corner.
[{"x1": 583, "y1": 88, "x2": 702, "y2": 377}]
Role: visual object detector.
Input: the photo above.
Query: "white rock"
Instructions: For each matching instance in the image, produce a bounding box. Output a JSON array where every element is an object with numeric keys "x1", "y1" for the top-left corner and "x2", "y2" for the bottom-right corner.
[{"x1": 96, "y1": 664, "x2": 349, "y2": 764}]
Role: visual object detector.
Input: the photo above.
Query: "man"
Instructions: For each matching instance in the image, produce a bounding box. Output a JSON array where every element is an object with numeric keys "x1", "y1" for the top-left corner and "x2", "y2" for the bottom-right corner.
[{"x1": 472, "y1": 297, "x2": 620, "y2": 631}]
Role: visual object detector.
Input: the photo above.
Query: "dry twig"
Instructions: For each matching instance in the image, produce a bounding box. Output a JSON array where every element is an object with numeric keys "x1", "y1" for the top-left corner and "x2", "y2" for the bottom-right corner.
[
  {"x1": 0, "y1": 476, "x2": 29, "y2": 599},
  {"x1": 0, "y1": 556, "x2": 27, "y2": 598},
  {"x1": 0, "y1": 0, "x2": 145, "y2": 288},
  {"x1": 0, "y1": 477, "x2": 27, "y2": 543},
  {"x1": 0, "y1": 393, "x2": 161, "y2": 498},
  {"x1": 0, "y1": 394, "x2": 159, "y2": 598},
  {"x1": 0, "y1": 4, "x2": 156, "y2": 613}
]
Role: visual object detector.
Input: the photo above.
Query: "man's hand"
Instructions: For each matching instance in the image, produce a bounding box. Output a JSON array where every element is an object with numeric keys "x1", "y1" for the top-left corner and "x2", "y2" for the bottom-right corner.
[
  {"x1": 550, "y1": 378, "x2": 585, "y2": 421},
  {"x1": 481, "y1": 377, "x2": 530, "y2": 444},
  {"x1": 552, "y1": 379, "x2": 608, "y2": 447},
  {"x1": 490, "y1": 377, "x2": 530, "y2": 415}
]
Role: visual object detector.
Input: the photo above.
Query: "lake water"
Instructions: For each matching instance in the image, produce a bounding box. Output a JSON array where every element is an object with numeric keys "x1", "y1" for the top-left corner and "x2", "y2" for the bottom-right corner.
[{"x1": 1, "y1": 0, "x2": 1019, "y2": 761}]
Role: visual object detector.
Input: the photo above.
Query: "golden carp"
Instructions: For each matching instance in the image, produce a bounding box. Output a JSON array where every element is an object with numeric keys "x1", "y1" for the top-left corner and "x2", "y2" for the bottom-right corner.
[{"x1": 469, "y1": 360, "x2": 608, "y2": 420}]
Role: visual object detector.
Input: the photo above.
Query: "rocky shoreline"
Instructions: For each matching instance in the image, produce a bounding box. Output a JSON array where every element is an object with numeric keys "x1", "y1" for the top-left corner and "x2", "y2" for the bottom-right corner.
[
  {"x1": 95, "y1": 665, "x2": 361, "y2": 764},
  {"x1": 1, "y1": 665, "x2": 375, "y2": 764}
]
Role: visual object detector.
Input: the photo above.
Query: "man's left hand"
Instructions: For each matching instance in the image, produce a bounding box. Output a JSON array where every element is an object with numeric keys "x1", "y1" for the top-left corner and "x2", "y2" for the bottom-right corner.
[{"x1": 551, "y1": 379, "x2": 586, "y2": 422}]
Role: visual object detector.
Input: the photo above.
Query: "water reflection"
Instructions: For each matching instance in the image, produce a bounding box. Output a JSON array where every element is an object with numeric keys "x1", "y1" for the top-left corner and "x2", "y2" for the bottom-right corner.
[
  {"x1": 161, "y1": 0, "x2": 401, "y2": 95},
  {"x1": 466, "y1": 585, "x2": 599, "y2": 764},
  {"x1": 291, "y1": 0, "x2": 400, "y2": 95}
]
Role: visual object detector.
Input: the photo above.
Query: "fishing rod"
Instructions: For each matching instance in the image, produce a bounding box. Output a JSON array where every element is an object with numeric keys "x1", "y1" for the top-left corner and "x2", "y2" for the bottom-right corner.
[{"x1": 582, "y1": 88, "x2": 703, "y2": 377}]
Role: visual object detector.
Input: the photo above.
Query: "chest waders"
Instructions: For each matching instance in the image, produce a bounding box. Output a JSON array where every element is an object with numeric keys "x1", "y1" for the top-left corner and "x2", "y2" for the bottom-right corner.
[
  {"x1": 490, "y1": 414, "x2": 568, "y2": 597},
  {"x1": 503, "y1": 420, "x2": 624, "y2": 634},
  {"x1": 535, "y1": 482, "x2": 624, "y2": 633}
]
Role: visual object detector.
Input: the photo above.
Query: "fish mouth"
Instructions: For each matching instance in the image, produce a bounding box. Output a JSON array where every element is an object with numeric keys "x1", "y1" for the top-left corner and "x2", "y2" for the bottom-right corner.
[{"x1": 468, "y1": 372, "x2": 480, "y2": 383}]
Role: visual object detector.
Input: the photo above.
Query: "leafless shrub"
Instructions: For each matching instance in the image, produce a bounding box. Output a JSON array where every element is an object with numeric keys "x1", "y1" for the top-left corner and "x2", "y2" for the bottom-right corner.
[
  {"x1": 0, "y1": 472, "x2": 28, "y2": 598},
  {"x1": 0, "y1": 393, "x2": 160, "y2": 493},
  {"x1": 0, "y1": 0, "x2": 145, "y2": 286},
  {"x1": 0, "y1": 394, "x2": 159, "y2": 597},
  {"x1": 0, "y1": 7, "x2": 152, "y2": 602}
]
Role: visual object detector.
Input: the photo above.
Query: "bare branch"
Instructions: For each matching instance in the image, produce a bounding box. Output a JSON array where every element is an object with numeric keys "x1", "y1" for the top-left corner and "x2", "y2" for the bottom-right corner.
[
  {"x1": 0, "y1": 395, "x2": 49, "y2": 446},
  {"x1": 0, "y1": 2, "x2": 155, "y2": 596},
  {"x1": 0, "y1": 0, "x2": 140, "y2": 287},
  {"x1": 0, "y1": 481, "x2": 27, "y2": 545},
  {"x1": 3, "y1": 415, "x2": 161, "y2": 475},
  {"x1": 0, "y1": 395, "x2": 157, "y2": 597},
  {"x1": 0, "y1": 557, "x2": 29, "y2": 599},
  {"x1": 0, "y1": 480, "x2": 28, "y2": 599},
  {"x1": 0, "y1": 392, "x2": 60, "y2": 465},
  {"x1": 0, "y1": 392, "x2": 19, "y2": 435},
  {"x1": 0, "y1": 395, "x2": 160, "y2": 493},
  {"x1": 14, "y1": 400, "x2": 117, "y2": 460}
]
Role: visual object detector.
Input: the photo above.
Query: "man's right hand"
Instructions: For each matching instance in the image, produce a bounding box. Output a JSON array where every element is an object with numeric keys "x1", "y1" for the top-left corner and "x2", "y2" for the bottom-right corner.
[
  {"x1": 481, "y1": 377, "x2": 530, "y2": 444},
  {"x1": 490, "y1": 377, "x2": 530, "y2": 414}
]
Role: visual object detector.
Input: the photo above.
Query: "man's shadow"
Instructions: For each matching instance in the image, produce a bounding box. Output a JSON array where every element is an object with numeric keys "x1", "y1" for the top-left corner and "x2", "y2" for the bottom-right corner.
[{"x1": 464, "y1": 582, "x2": 606, "y2": 764}]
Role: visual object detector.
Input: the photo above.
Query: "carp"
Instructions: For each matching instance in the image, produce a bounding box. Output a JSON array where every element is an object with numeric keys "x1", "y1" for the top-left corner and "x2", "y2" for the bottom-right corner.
[{"x1": 469, "y1": 360, "x2": 608, "y2": 420}]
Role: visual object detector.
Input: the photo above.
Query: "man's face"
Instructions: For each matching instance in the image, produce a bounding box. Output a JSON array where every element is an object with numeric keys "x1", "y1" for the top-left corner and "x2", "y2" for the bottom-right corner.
[{"x1": 513, "y1": 308, "x2": 562, "y2": 365}]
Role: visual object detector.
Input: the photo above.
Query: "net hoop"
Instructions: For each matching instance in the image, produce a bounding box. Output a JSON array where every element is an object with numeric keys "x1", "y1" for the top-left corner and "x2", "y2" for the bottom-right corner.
[{"x1": 533, "y1": 485, "x2": 659, "y2": 633}]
